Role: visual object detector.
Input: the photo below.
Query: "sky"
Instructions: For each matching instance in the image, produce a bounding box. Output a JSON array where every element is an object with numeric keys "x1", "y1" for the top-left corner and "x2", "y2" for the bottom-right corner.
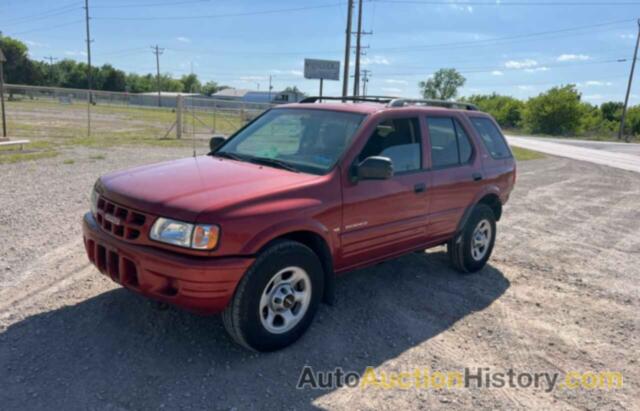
[{"x1": 1, "y1": 0, "x2": 639, "y2": 104}]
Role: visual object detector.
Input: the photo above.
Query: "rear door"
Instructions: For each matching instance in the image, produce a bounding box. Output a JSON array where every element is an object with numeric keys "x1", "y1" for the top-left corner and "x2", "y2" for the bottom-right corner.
[
  {"x1": 339, "y1": 115, "x2": 430, "y2": 270},
  {"x1": 425, "y1": 114, "x2": 484, "y2": 240}
]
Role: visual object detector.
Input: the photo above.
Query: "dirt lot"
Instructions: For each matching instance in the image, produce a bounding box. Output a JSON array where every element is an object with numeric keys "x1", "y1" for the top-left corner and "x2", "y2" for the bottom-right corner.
[{"x1": 0, "y1": 148, "x2": 638, "y2": 410}]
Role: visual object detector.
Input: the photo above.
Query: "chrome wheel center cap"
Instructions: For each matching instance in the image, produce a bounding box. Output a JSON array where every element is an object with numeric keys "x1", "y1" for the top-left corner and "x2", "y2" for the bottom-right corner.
[{"x1": 271, "y1": 284, "x2": 295, "y2": 312}]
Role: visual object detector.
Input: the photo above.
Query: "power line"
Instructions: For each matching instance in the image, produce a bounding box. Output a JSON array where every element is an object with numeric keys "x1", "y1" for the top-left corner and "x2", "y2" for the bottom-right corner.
[
  {"x1": 93, "y1": 2, "x2": 345, "y2": 21},
  {"x1": 375, "y1": 0, "x2": 640, "y2": 5},
  {"x1": 10, "y1": 19, "x2": 84, "y2": 36},
  {"x1": 0, "y1": 2, "x2": 82, "y2": 26},
  {"x1": 91, "y1": 0, "x2": 208, "y2": 8}
]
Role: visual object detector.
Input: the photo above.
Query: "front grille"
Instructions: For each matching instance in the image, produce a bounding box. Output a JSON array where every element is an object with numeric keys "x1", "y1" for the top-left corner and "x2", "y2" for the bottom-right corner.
[
  {"x1": 96, "y1": 197, "x2": 148, "y2": 241},
  {"x1": 85, "y1": 238, "x2": 139, "y2": 287}
]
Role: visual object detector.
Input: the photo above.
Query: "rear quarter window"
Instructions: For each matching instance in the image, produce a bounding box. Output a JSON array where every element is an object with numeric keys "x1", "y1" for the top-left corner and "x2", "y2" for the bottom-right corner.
[{"x1": 469, "y1": 117, "x2": 512, "y2": 159}]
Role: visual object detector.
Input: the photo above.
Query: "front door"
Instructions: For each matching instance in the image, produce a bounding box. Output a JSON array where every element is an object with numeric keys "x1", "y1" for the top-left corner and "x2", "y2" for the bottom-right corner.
[{"x1": 339, "y1": 116, "x2": 430, "y2": 270}]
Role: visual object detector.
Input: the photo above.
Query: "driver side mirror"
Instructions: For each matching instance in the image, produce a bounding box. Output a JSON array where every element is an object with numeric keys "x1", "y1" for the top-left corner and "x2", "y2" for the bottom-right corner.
[
  {"x1": 209, "y1": 135, "x2": 226, "y2": 152},
  {"x1": 356, "y1": 156, "x2": 394, "y2": 180}
]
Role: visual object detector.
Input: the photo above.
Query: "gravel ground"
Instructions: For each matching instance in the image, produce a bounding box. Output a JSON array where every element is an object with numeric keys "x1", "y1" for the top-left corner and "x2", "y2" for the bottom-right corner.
[{"x1": 0, "y1": 148, "x2": 638, "y2": 410}]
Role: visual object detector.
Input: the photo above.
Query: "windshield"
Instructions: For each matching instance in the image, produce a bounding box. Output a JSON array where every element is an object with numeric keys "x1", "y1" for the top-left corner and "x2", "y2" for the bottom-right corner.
[{"x1": 217, "y1": 108, "x2": 366, "y2": 174}]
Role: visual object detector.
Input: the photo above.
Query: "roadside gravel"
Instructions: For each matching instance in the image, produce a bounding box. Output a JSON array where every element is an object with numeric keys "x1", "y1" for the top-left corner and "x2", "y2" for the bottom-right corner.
[{"x1": 0, "y1": 149, "x2": 638, "y2": 410}]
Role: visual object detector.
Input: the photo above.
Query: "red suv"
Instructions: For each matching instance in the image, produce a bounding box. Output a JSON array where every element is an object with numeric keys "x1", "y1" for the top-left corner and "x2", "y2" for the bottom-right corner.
[{"x1": 83, "y1": 97, "x2": 516, "y2": 351}]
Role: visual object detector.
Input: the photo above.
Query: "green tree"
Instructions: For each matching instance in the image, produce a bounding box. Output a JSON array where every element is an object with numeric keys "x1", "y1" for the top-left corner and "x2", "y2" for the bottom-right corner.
[
  {"x1": 600, "y1": 101, "x2": 623, "y2": 122},
  {"x1": 523, "y1": 85, "x2": 583, "y2": 135},
  {"x1": 100, "y1": 64, "x2": 126, "y2": 91},
  {"x1": 466, "y1": 93, "x2": 524, "y2": 128},
  {"x1": 201, "y1": 81, "x2": 223, "y2": 96},
  {"x1": 180, "y1": 73, "x2": 201, "y2": 93},
  {"x1": 0, "y1": 36, "x2": 41, "y2": 85},
  {"x1": 419, "y1": 68, "x2": 466, "y2": 100}
]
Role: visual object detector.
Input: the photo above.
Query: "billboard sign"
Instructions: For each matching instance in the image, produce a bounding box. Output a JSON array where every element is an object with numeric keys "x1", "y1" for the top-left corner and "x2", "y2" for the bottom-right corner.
[{"x1": 304, "y1": 59, "x2": 340, "y2": 81}]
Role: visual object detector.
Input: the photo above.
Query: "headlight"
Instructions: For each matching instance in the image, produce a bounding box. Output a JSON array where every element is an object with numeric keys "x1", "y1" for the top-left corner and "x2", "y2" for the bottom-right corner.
[
  {"x1": 150, "y1": 217, "x2": 220, "y2": 250},
  {"x1": 90, "y1": 186, "x2": 99, "y2": 217}
]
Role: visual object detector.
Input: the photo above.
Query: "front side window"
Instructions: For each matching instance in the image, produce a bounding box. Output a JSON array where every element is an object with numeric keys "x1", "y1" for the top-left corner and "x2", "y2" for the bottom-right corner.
[
  {"x1": 218, "y1": 109, "x2": 365, "y2": 174},
  {"x1": 358, "y1": 118, "x2": 422, "y2": 173},
  {"x1": 469, "y1": 117, "x2": 511, "y2": 159},
  {"x1": 427, "y1": 117, "x2": 474, "y2": 168}
]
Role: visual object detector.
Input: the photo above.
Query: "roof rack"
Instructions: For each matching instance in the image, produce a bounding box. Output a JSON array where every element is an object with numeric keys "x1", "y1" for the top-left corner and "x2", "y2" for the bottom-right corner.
[
  {"x1": 387, "y1": 98, "x2": 478, "y2": 111},
  {"x1": 299, "y1": 96, "x2": 396, "y2": 104},
  {"x1": 298, "y1": 96, "x2": 478, "y2": 111}
]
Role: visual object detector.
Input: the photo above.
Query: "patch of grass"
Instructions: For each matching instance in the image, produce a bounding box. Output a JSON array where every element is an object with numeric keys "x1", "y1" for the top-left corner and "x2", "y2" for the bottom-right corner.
[
  {"x1": 63, "y1": 159, "x2": 75, "y2": 164},
  {"x1": 512, "y1": 146, "x2": 545, "y2": 161},
  {"x1": 89, "y1": 154, "x2": 105, "y2": 160},
  {"x1": 0, "y1": 150, "x2": 58, "y2": 164}
]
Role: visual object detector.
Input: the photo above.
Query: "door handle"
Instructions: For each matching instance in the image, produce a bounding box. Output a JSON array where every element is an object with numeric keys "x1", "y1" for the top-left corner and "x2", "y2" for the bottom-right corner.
[
  {"x1": 414, "y1": 183, "x2": 427, "y2": 193},
  {"x1": 472, "y1": 173, "x2": 483, "y2": 181}
]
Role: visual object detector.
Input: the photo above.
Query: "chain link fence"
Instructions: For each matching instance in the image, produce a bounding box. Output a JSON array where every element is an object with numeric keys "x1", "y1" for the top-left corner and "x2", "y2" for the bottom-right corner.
[{"x1": 1, "y1": 84, "x2": 271, "y2": 153}]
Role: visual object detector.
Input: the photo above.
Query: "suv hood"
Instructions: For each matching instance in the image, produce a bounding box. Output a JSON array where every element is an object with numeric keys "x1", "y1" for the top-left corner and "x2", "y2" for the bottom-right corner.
[{"x1": 99, "y1": 156, "x2": 318, "y2": 221}]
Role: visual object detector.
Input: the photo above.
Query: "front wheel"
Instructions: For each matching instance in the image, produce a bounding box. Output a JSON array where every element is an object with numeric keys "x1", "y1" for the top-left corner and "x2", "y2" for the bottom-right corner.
[
  {"x1": 222, "y1": 240, "x2": 324, "y2": 352},
  {"x1": 448, "y1": 204, "x2": 497, "y2": 273}
]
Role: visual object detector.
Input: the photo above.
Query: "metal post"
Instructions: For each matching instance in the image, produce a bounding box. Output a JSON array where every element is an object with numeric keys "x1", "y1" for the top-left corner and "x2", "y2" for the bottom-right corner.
[
  {"x1": 176, "y1": 95, "x2": 183, "y2": 139},
  {"x1": 319, "y1": 78, "x2": 324, "y2": 101},
  {"x1": 0, "y1": 51, "x2": 6, "y2": 138},
  {"x1": 619, "y1": 19, "x2": 640, "y2": 141},
  {"x1": 84, "y1": 0, "x2": 92, "y2": 136},
  {"x1": 342, "y1": 0, "x2": 354, "y2": 98},
  {"x1": 352, "y1": 0, "x2": 364, "y2": 97}
]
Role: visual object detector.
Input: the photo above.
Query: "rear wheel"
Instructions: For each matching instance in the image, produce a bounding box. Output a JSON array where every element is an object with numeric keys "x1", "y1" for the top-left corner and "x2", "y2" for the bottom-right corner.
[
  {"x1": 222, "y1": 240, "x2": 323, "y2": 352},
  {"x1": 448, "y1": 204, "x2": 496, "y2": 273}
]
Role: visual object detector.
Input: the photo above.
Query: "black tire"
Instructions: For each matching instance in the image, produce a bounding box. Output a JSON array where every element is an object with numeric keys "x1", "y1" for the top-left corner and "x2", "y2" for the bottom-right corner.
[
  {"x1": 448, "y1": 204, "x2": 497, "y2": 274},
  {"x1": 222, "y1": 240, "x2": 324, "y2": 352}
]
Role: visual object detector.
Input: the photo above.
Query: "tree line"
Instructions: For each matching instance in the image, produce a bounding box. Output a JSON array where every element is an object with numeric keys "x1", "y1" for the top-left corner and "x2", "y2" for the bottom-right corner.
[
  {"x1": 421, "y1": 68, "x2": 640, "y2": 139},
  {"x1": 0, "y1": 36, "x2": 226, "y2": 95}
]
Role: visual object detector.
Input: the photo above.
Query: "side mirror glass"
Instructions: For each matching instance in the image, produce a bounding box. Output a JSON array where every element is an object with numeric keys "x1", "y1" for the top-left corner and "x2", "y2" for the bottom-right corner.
[
  {"x1": 357, "y1": 156, "x2": 394, "y2": 180},
  {"x1": 209, "y1": 135, "x2": 226, "y2": 152}
]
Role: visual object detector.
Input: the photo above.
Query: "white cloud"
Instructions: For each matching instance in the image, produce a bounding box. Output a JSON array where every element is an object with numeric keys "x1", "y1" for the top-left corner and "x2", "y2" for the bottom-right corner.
[
  {"x1": 384, "y1": 79, "x2": 408, "y2": 85},
  {"x1": 239, "y1": 75, "x2": 268, "y2": 82},
  {"x1": 270, "y1": 69, "x2": 303, "y2": 77},
  {"x1": 524, "y1": 66, "x2": 550, "y2": 73},
  {"x1": 176, "y1": 36, "x2": 191, "y2": 43},
  {"x1": 448, "y1": 0, "x2": 474, "y2": 13},
  {"x1": 381, "y1": 87, "x2": 403, "y2": 94},
  {"x1": 491, "y1": 70, "x2": 504, "y2": 76},
  {"x1": 581, "y1": 80, "x2": 613, "y2": 87},
  {"x1": 583, "y1": 94, "x2": 605, "y2": 100},
  {"x1": 24, "y1": 40, "x2": 46, "y2": 48},
  {"x1": 517, "y1": 85, "x2": 534, "y2": 91},
  {"x1": 620, "y1": 33, "x2": 635, "y2": 40},
  {"x1": 505, "y1": 59, "x2": 538, "y2": 69},
  {"x1": 361, "y1": 55, "x2": 390, "y2": 66},
  {"x1": 64, "y1": 50, "x2": 87, "y2": 57},
  {"x1": 557, "y1": 54, "x2": 590, "y2": 62}
]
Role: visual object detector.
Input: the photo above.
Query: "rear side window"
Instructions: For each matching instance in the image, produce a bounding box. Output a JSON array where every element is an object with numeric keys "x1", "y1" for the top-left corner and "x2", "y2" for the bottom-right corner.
[
  {"x1": 426, "y1": 117, "x2": 474, "y2": 168},
  {"x1": 469, "y1": 117, "x2": 511, "y2": 159},
  {"x1": 359, "y1": 118, "x2": 422, "y2": 173}
]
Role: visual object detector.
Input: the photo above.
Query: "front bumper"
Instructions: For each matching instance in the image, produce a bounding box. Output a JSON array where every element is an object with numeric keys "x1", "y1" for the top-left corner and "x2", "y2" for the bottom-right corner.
[{"x1": 82, "y1": 212, "x2": 254, "y2": 315}]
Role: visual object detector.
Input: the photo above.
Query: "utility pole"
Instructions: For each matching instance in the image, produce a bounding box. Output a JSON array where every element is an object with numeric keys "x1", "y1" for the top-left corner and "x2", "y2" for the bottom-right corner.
[
  {"x1": 361, "y1": 69, "x2": 371, "y2": 97},
  {"x1": 44, "y1": 56, "x2": 58, "y2": 84},
  {"x1": 0, "y1": 49, "x2": 7, "y2": 138},
  {"x1": 84, "y1": 0, "x2": 93, "y2": 136},
  {"x1": 152, "y1": 45, "x2": 164, "y2": 107},
  {"x1": 352, "y1": 0, "x2": 364, "y2": 97},
  {"x1": 342, "y1": 0, "x2": 354, "y2": 98},
  {"x1": 619, "y1": 18, "x2": 640, "y2": 142},
  {"x1": 268, "y1": 75, "x2": 273, "y2": 102}
]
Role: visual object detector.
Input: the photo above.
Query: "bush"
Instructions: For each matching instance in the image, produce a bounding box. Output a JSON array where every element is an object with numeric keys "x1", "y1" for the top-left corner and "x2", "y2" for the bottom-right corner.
[
  {"x1": 523, "y1": 85, "x2": 583, "y2": 135},
  {"x1": 466, "y1": 94, "x2": 524, "y2": 128}
]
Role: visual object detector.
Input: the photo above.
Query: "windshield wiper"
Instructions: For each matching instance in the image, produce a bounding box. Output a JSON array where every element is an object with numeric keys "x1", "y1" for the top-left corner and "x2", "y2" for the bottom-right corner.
[
  {"x1": 248, "y1": 157, "x2": 300, "y2": 172},
  {"x1": 212, "y1": 151, "x2": 245, "y2": 161}
]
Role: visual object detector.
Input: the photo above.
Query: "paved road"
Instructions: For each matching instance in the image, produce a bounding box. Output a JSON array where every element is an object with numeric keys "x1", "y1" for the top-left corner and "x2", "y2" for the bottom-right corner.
[{"x1": 507, "y1": 135, "x2": 640, "y2": 173}]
